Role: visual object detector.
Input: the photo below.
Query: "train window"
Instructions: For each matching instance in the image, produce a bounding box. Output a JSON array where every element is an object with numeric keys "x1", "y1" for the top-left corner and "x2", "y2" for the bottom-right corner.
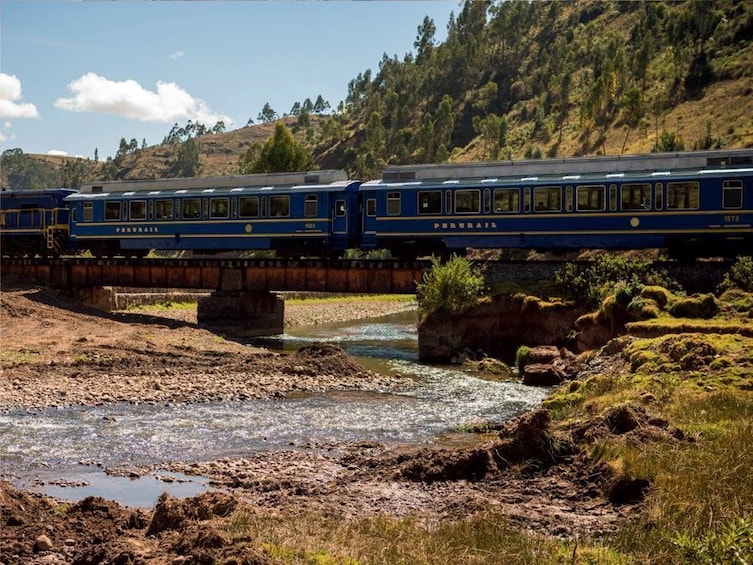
[
  {"x1": 609, "y1": 185, "x2": 617, "y2": 211},
  {"x1": 130, "y1": 200, "x2": 146, "y2": 220},
  {"x1": 655, "y1": 183, "x2": 663, "y2": 210},
  {"x1": 305, "y1": 194, "x2": 318, "y2": 217},
  {"x1": 418, "y1": 191, "x2": 442, "y2": 214},
  {"x1": 493, "y1": 188, "x2": 519, "y2": 213},
  {"x1": 104, "y1": 201, "x2": 120, "y2": 221},
  {"x1": 723, "y1": 180, "x2": 743, "y2": 209},
  {"x1": 484, "y1": 189, "x2": 491, "y2": 213},
  {"x1": 210, "y1": 198, "x2": 229, "y2": 219},
  {"x1": 667, "y1": 181, "x2": 700, "y2": 210},
  {"x1": 387, "y1": 192, "x2": 401, "y2": 215},
  {"x1": 566, "y1": 186, "x2": 573, "y2": 212},
  {"x1": 533, "y1": 186, "x2": 561, "y2": 212},
  {"x1": 445, "y1": 191, "x2": 452, "y2": 214},
  {"x1": 155, "y1": 199, "x2": 173, "y2": 220},
  {"x1": 455, "y1": 189, "x2": 480, "y2": 214},
  {"x1": 576, "y1": 185, "x2": 606, "y2": 211},
  {"x1": 621, "y1": 183, "x2": 651, "y2": 210},
  {"x1": 270, "y1": 195, "x2": 290, "y2": 217},
  {"x1": 83, "y1": 202, "x2": 93, "y2": 222},
  {"x1": 366, "y1": 198, "x2": 376, "y2": 216},
  {"x1": 239, "y1": 196, "x2": 259, "y2": 218},
  {"x1": 183, "y1": 198, "x2": 201, "y2": 219},
  {"x1": 335, "y1": 200, "x2": 346, "y2": 217}
]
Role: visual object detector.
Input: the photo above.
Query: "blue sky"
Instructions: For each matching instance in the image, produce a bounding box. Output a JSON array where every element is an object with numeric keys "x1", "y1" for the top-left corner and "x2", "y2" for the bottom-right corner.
[{"x1": 1, "y1": 1, "x2": 460, "y2": 160}]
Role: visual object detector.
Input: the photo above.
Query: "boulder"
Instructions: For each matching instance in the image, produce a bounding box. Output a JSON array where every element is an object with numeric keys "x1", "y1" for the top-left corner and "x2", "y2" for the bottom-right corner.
[{"x1": 521, "y1": 363, "x2": 566, "y2": 386}]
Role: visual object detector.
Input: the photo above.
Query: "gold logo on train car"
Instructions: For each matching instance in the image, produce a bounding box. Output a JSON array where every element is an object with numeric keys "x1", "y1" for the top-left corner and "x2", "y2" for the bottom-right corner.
[{"x1": 433, "y1": 222, "x2": 498, "y2": 230}]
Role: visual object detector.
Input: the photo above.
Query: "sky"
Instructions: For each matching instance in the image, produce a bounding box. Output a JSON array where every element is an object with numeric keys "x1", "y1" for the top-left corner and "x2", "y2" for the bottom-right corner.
[{"x1": 0, "y1": 1, "x2": 460, "y2": 161}]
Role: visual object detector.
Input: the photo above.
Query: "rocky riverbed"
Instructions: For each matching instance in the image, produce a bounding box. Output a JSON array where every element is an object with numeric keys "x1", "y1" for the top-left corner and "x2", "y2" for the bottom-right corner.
[{"x1": 0, "y1": 283, "x2": 642, "y2": 564}]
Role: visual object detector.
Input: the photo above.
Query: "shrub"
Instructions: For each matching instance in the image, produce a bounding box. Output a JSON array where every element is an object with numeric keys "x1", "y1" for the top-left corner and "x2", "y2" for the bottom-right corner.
[
  {"x1": 515, "y1": 345, "x2": 534, "y2": 373},
  {"x1": 417, "y1": 255, "x2": 485, "y2": 316},
  {"x1": 673, "y1": 518, "x2": 753, "y2": 565},
  {"x1": 718, "y1": 256, "x2": 753, "y2": 293},
  {"x1": 555, "y1": 254, "x2": 676, "y2": 308}
]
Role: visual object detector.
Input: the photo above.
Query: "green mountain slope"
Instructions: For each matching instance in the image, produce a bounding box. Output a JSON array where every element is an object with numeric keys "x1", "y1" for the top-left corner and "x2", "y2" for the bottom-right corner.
[{"x1": 3, "y1": 0, "x2": 752, "y2": 189}]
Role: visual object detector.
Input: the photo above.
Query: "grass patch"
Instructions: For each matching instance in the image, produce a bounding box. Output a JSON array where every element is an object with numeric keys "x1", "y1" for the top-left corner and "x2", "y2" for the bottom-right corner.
[
  {"x1": 125, "y1": 301, "x2": 198, "y2": 312},
  {"x1": 222, "y1": 508, "x2": 610, "y2": 564},
  {"x1": 0, "y1": 347, "x2": 43, "y2": 365},
  {"x1": 542, "y1": 329, "x2": 753, "y2": 563},
  {"x1": 285, "y1": 294, "x2": 416, "y2": 305}
]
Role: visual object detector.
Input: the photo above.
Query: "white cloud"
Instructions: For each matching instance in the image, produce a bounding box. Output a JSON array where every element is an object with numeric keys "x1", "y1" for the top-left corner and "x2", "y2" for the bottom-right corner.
[
  {"x1": 169, "y1": 50, "x2": 184, "y2": 60},
  {"x1": 0, "y1": 73, "x2": 39, "y2": 118},
  {"x1": 0, "y1": 121, "x2": 14, "y2": 143},
  {"x1": 47, "y1": 149, "x2": 68, "y2": 156},
  {"x1": 54, "y1": 72, "x2": 232, "y2": 126}
]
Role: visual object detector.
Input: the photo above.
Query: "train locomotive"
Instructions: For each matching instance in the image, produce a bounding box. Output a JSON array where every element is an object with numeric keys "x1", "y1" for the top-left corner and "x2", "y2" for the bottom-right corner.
[{"x1": 1, "y1": 149, "x2": 752, "y2": 260}]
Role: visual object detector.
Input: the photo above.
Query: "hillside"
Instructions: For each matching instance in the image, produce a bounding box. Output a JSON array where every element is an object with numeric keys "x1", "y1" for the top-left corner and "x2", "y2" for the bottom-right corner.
[{"x1": 2, "y1": 0, "x2": 753, "y2": 189}]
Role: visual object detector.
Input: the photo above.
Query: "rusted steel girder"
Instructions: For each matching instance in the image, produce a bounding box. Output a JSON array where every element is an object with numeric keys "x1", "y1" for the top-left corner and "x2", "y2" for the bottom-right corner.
[{"x1": 0, "y1": 258, "x2": 428, "y2": 294}]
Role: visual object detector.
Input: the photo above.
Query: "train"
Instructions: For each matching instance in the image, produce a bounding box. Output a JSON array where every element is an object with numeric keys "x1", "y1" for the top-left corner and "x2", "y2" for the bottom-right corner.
[{"x1": 2, "y1": 149, "x2": 752, "y2": 260}]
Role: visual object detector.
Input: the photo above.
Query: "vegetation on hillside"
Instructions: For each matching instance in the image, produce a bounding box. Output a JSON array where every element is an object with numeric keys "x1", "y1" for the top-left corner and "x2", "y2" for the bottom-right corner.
[{"x1": 2, "y1": 0, "x2": 753, "y2": 189}]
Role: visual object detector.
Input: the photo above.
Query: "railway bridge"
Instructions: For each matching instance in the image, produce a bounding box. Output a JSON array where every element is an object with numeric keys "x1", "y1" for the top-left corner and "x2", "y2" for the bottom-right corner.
[
  {"x1": 0, "y1": 256, "x2": 732, "y2": 336},
  {"x1": 0, "y1": 257, "x2": 430, "y2": 336}
]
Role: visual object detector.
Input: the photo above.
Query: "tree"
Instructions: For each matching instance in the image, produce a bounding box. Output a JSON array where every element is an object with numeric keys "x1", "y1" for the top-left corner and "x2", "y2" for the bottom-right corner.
[
  {"x1": 414, "y1": 16, "x2": 437, "y2": 64},
  {"x1": 313, "y1": 95, "x2": 330, "y2": 114},
  {"x1": 94, "y1": 148, "x2": 99, "y2": 162},
  {"x1": 472, "y1": 82, "x2": 498, "y2": 117},
  {"x1": 171, "y1": 137, "x2": 201, "y2": 177},
  {"x1": 434, "y1": 95, "x2": 455, "y2": 155},
  {"x1": 257, "y1": 103, "x2": 278, "y2": 123},
  {"x1": 473, "y1": 113, "x2": 502, "y2": 159},
  {"x1": 116, "y1": 138, "x2": 129, "y2": 159},
  {"x1": 243, "y1": 122, "x2": 315, "y2": 173},
  {"x1": 1, "y1": 148, "x2": 62, "y2": 190}
]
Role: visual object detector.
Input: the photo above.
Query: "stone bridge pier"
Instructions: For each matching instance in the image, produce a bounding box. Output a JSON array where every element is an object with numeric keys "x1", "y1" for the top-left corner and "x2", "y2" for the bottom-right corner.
[
  {"x1": 197, "y1": 290, "x2": 284, "y2": 337},
  {"x1": 196, "y1": 267, "x2": 284, "y2": 336}
]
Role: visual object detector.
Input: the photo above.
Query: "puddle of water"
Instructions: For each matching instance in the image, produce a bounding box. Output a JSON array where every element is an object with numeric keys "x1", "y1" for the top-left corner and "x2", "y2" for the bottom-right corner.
[{"x1": 34, "y1": 470, "x2": 208, "y2": 508}]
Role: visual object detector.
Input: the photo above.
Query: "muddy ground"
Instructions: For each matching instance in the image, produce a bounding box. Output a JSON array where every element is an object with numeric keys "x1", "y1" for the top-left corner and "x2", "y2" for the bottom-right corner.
[{"x1": 0, "y1": 283, "x2": 645, "y2": 564}]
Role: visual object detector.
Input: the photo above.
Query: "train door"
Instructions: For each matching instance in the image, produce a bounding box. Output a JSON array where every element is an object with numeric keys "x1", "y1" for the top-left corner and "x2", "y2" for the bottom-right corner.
[
  {"x1": 360, "y1": 190, "x2": 378, "y2": 249},
  {"x1": 333, "y1": 198, "x2": 347, "y2": 235}
]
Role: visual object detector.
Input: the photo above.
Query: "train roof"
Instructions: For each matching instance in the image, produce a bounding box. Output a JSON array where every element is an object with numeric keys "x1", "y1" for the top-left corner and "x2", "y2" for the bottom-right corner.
[
  {"x1": 378, "y1": 149, "x2": 753, "y2": 184},
  {"x1": 1, "y1": 188, "x2": 77, "y2": 196},
  {"x1": 78, "y1": 170, "x2": 349, "y2": 194},
  {"x1": 66, "y1": 179, "x2": 359, "y2": 201},
  {"x1": 362, "y1": 162, "x2": 753, "y2": 190}
]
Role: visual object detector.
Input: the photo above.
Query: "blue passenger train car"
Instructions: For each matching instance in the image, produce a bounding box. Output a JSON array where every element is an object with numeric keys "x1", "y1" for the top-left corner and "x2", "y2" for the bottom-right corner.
[
  {"x1": 0, "y1": 188, "x2": 76, "y2": 256},
  {"x1": 1, "y1": 150, "x2": 751, "y2": 260},
  {"x1": 360, "y1": 152, "x2": 753, "y2": 259},
  {"x1": 66, "y1": 171, "x2": 360, "y2": 257}
]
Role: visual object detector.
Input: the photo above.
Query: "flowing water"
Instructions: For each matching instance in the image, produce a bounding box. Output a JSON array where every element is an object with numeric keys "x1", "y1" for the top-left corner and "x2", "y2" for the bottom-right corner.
[{"x1": 0, "y1": 308, "x2": 549, "y2": 507}]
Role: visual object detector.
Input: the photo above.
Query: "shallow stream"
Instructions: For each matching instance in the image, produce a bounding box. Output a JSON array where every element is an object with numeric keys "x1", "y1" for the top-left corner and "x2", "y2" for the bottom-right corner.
[{"x1": 0, "y1": 309, "x2": 549, "y2": 507}]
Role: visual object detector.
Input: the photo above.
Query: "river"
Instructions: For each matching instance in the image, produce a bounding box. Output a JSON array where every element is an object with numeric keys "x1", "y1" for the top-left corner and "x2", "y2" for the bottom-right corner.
[{"x1": 0, "y1": 308, "x2": 549, "y2": 507}]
